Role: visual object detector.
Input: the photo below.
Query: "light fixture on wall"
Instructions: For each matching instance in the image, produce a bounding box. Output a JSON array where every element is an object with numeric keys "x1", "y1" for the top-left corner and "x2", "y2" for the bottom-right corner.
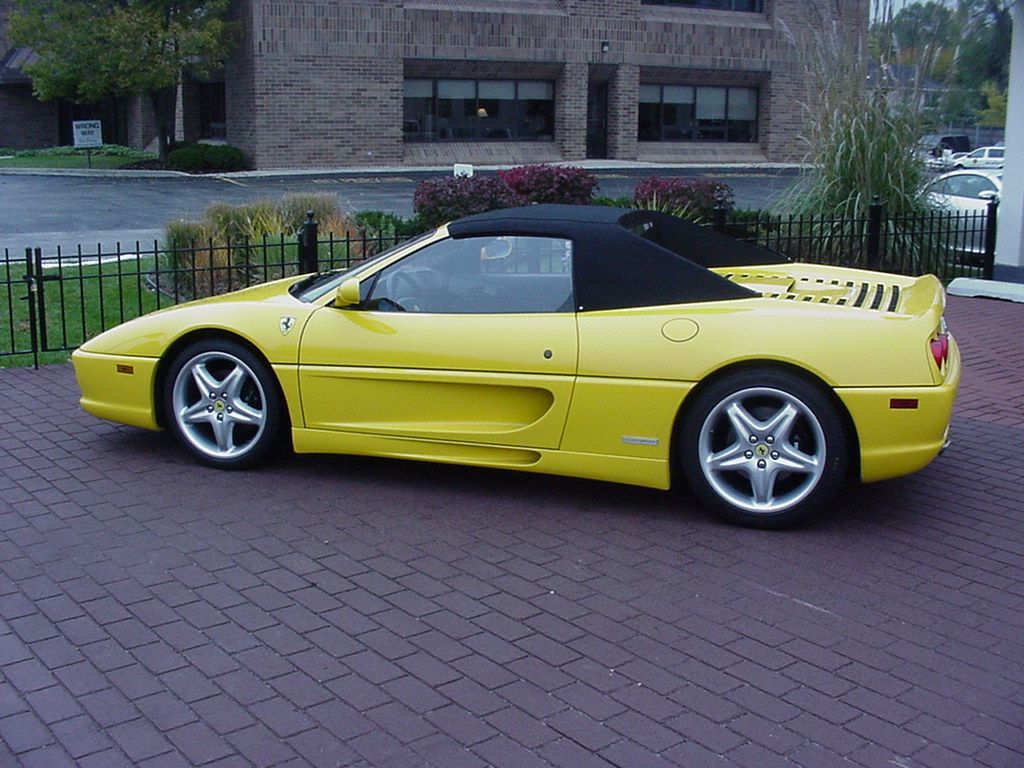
[
  {"x1": 601, "y1": 41, "x2": 610, "y2": 53},
  {"x1": 477, "y1": 107, "x2": 489, "y2": 118}
]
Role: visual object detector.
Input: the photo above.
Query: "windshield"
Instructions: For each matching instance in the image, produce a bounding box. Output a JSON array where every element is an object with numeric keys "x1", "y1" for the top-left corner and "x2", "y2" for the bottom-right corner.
[{"x1": 289, "y1": 231, "x2": 434, "y2": 303}]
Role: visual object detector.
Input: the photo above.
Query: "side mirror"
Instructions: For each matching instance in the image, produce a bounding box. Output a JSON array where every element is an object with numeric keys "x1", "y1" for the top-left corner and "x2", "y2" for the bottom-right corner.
[
  {"x1": 334, "y1": 278, "x2": 362, "y2": 308},
  {"x1": 978, "y1": 190, "x2": 999, "y2": 201}
]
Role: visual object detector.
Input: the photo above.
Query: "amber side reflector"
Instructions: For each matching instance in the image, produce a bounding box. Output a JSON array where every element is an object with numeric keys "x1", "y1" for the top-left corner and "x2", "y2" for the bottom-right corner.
[
  {"x1": 116, "y1": 364, "x2": 134, "y2": 375},
  {"x1": 890, "y1": 398, "x2": 918, "y2": 409}
]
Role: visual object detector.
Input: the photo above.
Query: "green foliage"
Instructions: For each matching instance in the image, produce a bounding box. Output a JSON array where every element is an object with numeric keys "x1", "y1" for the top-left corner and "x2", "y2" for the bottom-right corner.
[
  {"x1": 870, "y1": 0, "x2": 1011, "y2": 127},
  {"x1": 11, "y1": 0, "x2": 235, "y2": 160},
  {"x1": 167, "y1": 143, "x2": 248, "y2": 173},
  {"x1": 12, "y1": 144, "x2": 150, "y2": 158},
  {"x1": 11, "y1": 0, "x2": 234, "y2": 102},
  {"x1": 592, "y1": 195, "x2": 635, "y2": 208},
  {"x1": 353, "y1": 210, "x2": 425, "y2": 239},
  {"x1": 978, "y1": 82, "x2": 1008, "y2": 127}
]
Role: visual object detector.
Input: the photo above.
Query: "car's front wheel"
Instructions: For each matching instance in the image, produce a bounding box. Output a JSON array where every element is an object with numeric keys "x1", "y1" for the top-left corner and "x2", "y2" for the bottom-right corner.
[
  {"x1": 678, "y1": 370, "x2": 849, "y2": 528},
  {"x1": 164, "y1": 339, "x2": 283, "y2": 469}
]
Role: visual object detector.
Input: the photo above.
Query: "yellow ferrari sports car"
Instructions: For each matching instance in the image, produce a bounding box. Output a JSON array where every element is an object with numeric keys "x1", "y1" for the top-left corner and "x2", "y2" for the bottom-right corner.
[{"x1": 73, "y1": 205, "x2": 959, "y2": 527}]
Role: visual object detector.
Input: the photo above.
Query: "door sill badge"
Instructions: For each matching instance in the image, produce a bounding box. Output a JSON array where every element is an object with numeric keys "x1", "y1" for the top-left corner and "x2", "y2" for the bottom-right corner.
[{"x1": 622, "y1": 436, "x2": 659, "y2": 446}]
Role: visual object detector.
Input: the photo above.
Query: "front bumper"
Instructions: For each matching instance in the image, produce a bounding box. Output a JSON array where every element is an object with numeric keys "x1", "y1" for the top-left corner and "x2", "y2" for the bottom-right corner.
[{"x1": 71, "y1": 350, "x2": 160, "y2": 430}]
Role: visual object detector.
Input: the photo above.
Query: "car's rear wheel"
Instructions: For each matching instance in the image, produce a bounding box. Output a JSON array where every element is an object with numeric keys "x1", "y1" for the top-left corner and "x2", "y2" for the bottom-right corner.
[
  {"x1": 164, "y1": 339, "x2": 282, "y2": 469},
  {"x1": 679, "y1": 370, "x2": 849, "y2": 528}
]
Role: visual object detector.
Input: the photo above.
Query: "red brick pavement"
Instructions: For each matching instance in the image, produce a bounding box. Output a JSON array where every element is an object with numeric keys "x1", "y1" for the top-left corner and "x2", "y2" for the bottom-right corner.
[{"x1": 0, "y1": 294, "x2": 1021, "y2": 767}]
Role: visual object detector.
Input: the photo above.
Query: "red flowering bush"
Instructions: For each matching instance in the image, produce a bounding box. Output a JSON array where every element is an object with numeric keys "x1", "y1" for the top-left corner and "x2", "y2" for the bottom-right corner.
[
  {"x1": 633, "y1": 176, "x2": 734, "y2": 221},
  {"x1": 497, "y1": 164, "x2": 598, "y2": 205},
  {"x1": 413, "y1": 175, "x2": 521, "y2": 229}
]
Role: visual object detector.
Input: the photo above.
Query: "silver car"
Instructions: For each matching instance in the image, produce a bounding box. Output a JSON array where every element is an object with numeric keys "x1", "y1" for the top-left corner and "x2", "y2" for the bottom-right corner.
[{"x1": 926, "y1": 169, "x2": 1000, "y2": 264}]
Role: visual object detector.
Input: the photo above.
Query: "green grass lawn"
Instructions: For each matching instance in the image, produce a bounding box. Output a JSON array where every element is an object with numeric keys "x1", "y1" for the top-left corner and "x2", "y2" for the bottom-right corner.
[
  {"x1": 0, "y1": 153, "x2": 149, "y2": 170},
  {"x1": 0, "y1": 242, "x2": 317, "y2": 368}
]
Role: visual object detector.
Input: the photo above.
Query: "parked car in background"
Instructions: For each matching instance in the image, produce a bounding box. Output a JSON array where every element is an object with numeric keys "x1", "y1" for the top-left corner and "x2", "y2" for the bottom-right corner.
[
  {"x1": 925, "y1": 169, "x2": 1001, "y2": 264},
  {"x1": 953, "y1": 146, "x2": 1004, "y2": 170}
]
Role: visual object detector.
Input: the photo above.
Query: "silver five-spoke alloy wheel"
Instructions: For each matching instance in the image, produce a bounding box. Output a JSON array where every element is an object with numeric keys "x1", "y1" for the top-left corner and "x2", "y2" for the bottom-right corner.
[
  {"x1": 698, "y1": 387, "x2": 827, "y2": 515},
  {"x1": 171, "y1": 351, "x2": 267, "y2": 461}
]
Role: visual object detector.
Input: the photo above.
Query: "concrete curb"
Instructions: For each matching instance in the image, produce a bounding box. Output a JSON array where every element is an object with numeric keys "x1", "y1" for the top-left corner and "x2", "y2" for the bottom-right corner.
[
  {"x1": 948, "y1": 277, "x2": 1024, "y2": 303},
  {"x1": 0, "y1": 167, "x2": 191, "y2": 179},
  {"x1": 0, "y1": 161, "x2": 808, "y2": 181}
]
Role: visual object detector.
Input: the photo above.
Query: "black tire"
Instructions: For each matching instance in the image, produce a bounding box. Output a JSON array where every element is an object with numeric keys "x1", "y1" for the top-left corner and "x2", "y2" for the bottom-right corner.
[
  {"x1": 163, "y1": 339, "x2": 283, "y2": 469},
  {"x1": 678, "y1": 369, "x2": 849, "y2": 528}
]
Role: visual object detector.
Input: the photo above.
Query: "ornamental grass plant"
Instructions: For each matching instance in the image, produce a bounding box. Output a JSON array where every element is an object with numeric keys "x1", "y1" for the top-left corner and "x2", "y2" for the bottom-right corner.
[{"x1": 780, "y1": 0, "x2": 939, "y2": 271}]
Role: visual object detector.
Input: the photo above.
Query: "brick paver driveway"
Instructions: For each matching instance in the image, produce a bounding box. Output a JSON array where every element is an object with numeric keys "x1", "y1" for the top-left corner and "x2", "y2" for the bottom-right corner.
[{"x1": 0, "y1": 295, "x2": 1021, "y2": 768}]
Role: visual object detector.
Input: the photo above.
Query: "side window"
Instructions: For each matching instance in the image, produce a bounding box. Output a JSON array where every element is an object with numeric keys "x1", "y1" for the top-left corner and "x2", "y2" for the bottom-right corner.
[
  {"x1": 990, "y1": 148, "x2": 1004, "y2": 159},
  {"x1": 926, "y1": 178, "x2": 951, "y2": 196},
  {"x1": 366, "y1": 235, "x2": 574, "y2": 314}
]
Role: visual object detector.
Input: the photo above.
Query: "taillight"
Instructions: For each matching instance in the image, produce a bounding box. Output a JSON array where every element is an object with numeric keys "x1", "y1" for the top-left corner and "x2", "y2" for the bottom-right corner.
[{"x1": 930, "y1": 317, "x2": 949, "y2": 369}]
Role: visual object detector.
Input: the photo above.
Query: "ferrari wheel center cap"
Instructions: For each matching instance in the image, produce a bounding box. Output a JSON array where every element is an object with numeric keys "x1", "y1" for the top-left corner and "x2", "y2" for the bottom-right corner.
[
  {"x1": 214, "y1": 400, "x2": 226, "y2": 413},
  {"x1": 755, "y1": 444, "x2": 770, "y2": 458}
]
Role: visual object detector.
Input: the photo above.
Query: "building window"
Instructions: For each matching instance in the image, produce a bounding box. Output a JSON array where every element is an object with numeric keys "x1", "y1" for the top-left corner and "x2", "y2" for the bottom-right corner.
[
  {"x1": 641, "y1": 0, "x2": 764, "y2": 11},
  {"x1": 403, "y1": 79, "x2": 555, "y2": 142},
  {"x1": 199, "y1": 82, "x2": 226, "y2": 140},
  {"x1": 639, "y1": 85, "x2": 758, "y2": 143}
]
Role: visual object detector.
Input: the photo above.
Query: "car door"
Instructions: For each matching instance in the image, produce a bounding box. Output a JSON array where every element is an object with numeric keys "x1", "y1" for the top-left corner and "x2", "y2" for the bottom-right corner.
[{"x1": 298, "y1": 234, "x2": 578, "y2": 449}]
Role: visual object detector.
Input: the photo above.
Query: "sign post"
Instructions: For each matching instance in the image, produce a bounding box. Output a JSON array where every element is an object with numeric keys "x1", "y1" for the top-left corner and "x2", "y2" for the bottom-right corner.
[{"x1": 72, "y1": 120, "x2": 103, "y2": 169}]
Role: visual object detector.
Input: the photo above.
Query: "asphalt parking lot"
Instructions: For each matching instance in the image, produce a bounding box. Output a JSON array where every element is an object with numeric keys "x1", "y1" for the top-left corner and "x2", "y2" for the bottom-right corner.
[
  {"x1": 0, "y1": 293, "x2": 1021, "y2": 768},
  {"x1": 0, "y1": 167, "x2": 799, "y2": 257}
]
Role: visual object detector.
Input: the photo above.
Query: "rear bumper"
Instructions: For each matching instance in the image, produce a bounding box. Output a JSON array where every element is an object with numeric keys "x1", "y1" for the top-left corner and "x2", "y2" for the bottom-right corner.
[
  {"x1": 71, "y1": 350, "x2": 160, "y2": 430},
  {"x1": 836, "y1": 336, "x2": 961, "y2": 483}
]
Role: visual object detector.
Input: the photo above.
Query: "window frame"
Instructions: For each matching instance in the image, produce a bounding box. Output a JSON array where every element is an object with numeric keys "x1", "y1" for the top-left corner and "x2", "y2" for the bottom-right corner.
[
  {"x1": 403, "y1": 78, "x2": 556, "y2": 143},
  {"x1": 365, "y1": 235, "x2": 576, "y2": 315},
  {"x1": 640, "y1": 0, "x2": 765, "y2": 12},
  {"x1": 638, "y1": 84, "x2": 760, "y2": 144}
]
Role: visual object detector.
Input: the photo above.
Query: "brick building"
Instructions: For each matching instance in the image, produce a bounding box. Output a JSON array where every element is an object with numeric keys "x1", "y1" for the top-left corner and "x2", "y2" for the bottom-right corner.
[{"x1": 1, "y1": 0, "x2": 867, "y2": 168}]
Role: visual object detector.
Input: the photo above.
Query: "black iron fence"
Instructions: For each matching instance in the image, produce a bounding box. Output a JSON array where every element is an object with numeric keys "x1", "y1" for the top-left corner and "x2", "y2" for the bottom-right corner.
[
  {"x1": 1, "y1": 216, "x2": 403, "y2": 367},
  {"x1": 713, "y1": 196, "x2": 996, "y2": 283},
  {"x1": 0, "y1": 201, "x2": 997, "y2": 366}
]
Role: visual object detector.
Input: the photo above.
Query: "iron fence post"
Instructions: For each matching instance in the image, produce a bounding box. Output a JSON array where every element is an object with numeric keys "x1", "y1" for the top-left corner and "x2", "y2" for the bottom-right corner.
[
  {"x1": 23, "y1": 248, "x2": 39, "y2": 369},
  {"x1": 866, "y1": 195, "x2": 883, "y2": 269},
  {"x1": 713, "y1": 195, "x2": 728, "y2": 232},
  {"x1": 983, "y1": 199, "x2": 998, "y2": 280},
  {"x1": 33, "y1": 248, "x2": 48, "y2": 353},
  {"x1": 299, "y1": 211, "x2": 319, "y2": 274}
]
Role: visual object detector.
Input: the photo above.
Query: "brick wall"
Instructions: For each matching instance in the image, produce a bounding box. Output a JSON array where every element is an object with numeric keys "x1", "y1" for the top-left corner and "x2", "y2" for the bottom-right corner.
[
  {"x1": 0, "y1": 0, "x2": 870, "y2": 165},
  {"x1": 0, "y1": 85, "x2": 57, "y2": 149}
]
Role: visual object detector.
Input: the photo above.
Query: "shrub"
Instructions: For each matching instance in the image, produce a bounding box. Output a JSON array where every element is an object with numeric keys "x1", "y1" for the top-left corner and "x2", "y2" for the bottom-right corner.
[
  {"x1": 278, "y1": 193, "x2": 354, "y2": 236},
  {"x1": 167, "y1": 143, "x2": 248, "y2": 173},
  {"x1": 202, "y1": 200, "x2": 285, "y2": 243},
  {"x1": 354, "y1": 210, "x2": 424, "y2": 239},
  {"x1": 413, "y1": 174, "x2": 520, "y2": 229},
  {"x1": 497, "y1": 164, "x2": 598, "y2": 205},
  {"x1": 633, "y1": 177, "x2": 734, "y2": 222},
  {"x1": 164, "y1": 220, "x2": 228, "y2": 297},
  {"x1": 592, "y1": 195, "x2": 635, "y2": 208}
]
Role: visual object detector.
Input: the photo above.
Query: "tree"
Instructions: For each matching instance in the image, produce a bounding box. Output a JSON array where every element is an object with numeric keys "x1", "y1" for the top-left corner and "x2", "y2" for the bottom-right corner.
[
  {"x1": 9, "y1": 0, "x2": 234, "y2": 161},
  {"x1": 977, "y1": 82, "x2": 1008, "y2": 126},
  {"x1": 869, "y1": 0, "x2": 1011, "y2": 126}
]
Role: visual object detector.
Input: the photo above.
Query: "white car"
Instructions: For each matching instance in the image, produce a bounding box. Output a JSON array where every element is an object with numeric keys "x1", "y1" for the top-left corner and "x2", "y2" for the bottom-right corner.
[
  {"x1": 925, "y1": 169, "x2": 1001, "y2": 264},
  {"x1": 953, "y1": 146, "x2": 1004, "y2": 170}
]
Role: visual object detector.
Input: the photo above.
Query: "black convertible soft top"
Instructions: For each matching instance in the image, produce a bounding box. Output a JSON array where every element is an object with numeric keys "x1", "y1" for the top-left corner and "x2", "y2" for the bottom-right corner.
[{"x1": 448, "y1": 205, "x2": 786, "y2": 312}]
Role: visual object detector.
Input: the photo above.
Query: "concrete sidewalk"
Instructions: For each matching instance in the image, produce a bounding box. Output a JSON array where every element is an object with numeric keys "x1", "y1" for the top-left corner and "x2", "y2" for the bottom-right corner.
[{"x1": 0, "y1": 295, "x2": 1021, "y2": 767}]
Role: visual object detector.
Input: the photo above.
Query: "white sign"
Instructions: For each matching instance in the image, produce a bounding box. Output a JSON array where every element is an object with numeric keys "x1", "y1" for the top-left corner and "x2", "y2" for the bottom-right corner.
[
  {"x1": 453, "y1": 163, "x2": 474, "y2": 178},
  {"x1": 72, "y1": 120, "x2": 103, "y2": 149}
]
